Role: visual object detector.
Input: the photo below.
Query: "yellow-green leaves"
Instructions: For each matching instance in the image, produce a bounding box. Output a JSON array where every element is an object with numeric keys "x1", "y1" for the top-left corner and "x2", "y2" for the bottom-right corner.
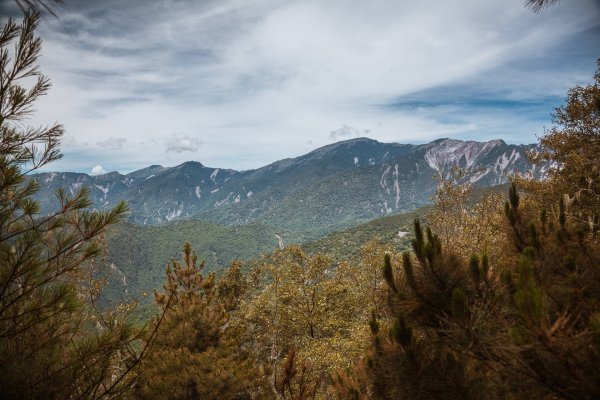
[{"x1": 240, "y1": 246, "x2": 370, "y2": 398}]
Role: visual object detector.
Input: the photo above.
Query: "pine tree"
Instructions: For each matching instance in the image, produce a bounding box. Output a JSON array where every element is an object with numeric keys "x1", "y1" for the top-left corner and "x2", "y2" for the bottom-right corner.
[
  {"x1": 338, "y1": 61, "x2": 600, "y2": 400},
  {"x1": 337, "y1": 183, "x2": 600, "y2": 399},
  {"x1": 502, "y1": 184, "x2": 600, "y2": 398},
  {"x1": 362, "y1": 222, "x2": 492, "y2": 400},
  {"x1": 0, "y1": 13, "x2": 147, "y2": 399},
  {"x1": 136, "y1": 242, "x2": 266, "y2": 400}
]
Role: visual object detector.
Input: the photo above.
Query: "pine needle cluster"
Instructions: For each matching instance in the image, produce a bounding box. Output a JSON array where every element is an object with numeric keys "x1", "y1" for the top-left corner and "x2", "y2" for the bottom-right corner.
[{"x1": 0, "y1": 13, "x2": 143, "y2": 399}]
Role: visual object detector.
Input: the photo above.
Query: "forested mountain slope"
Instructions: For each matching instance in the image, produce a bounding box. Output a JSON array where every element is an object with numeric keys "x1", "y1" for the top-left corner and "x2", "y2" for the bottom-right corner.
[
  {"x1": 104, "y1": 183, "x2": 508, "y2": 307},
  {"x1": 32, "y1": 137, "x2": 550, "y2": 241}
]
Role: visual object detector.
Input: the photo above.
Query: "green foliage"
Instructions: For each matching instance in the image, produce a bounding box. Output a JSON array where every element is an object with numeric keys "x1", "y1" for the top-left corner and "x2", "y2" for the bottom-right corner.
[
  {"x1": 337, "y1": 68, "x2": 600, "y2": 397},
  {"x1": 0, "y1": 14, "x2": 141, "y2": 399},
  {"x1": 428, "y1": 173, "x2": 507, "y2": 265},
  {"x1": 99, "y1": 206, "x2": 422, "y2": 315},
  {"x1": 217, "y1": 259, "x2": 248, "y2": 312},
  {"x1": 382, "y1": 254, "x2": 396, "y2": 294},
  {"x1": 136, "y1": 242, "x2": 266, "y2": 400},
  {"x1": 338, "y1": 183, "x2": 600, "y2": 399},
  {"x1": 275, "y1": 349, "x2": 319, "y2": 400},
  {"x1": 302, "y1": 209, "x2": 419, "y2": 260},
  {"x1": 90, "y1": 182, "x2": 508, "y2": 314},
  {"x1": 239, "y1": 246, "x2": 370, "y2": 398},
  {"x1": 522, "y1": 60, "x2": 600, "y2": 231},
  {"x1": 102, "y1": 220, "x2": 281, "y2": 310}
]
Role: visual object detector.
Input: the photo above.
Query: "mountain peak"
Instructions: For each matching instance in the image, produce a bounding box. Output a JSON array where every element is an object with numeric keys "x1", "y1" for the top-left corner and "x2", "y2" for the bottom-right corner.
[
  {"x1": 337, "y1": 136, "x2": 378, "y2": 144},
  {"x1": 125, "y1": 164, "x2": 166, "y2": 180},
  {"x1": 307, "y1": 137, "x2": 380, "y2": 156},
  {"x1": 487, "y1": 138, "x2": 506, "y2": 146},
  {"x1": 177, "y1": 160, "x2": 205, "y2": 168}
]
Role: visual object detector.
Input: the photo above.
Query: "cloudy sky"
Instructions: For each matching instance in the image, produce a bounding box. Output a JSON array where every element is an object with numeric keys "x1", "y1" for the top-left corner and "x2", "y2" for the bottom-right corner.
[{"x1": 2, "y1": 0, "x2": 599, "y2": 174}]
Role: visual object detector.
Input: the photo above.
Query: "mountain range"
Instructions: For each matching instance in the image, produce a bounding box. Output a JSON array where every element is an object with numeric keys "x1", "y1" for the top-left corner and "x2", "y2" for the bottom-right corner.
[
  {"x1": 30, "y1": 136, "x2": 552, "y2": 308},
  {"x1": 32, "y1": 137, "x2": 551, "y2": 242}
]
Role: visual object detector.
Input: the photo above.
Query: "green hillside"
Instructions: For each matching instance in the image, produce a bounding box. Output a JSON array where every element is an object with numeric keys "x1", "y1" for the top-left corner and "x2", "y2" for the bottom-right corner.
[
  {"x1": 102, "y1": 209, "x2": 428, "y2": 310},
  {"x1": 102, "y1": 220, "x2": 281, "y2": 306},
  {"x1": 302, "y1": 207, "x2": 427, "y2": 260},
  {"x1": 300, "y1": 184, "x2": 510, "y2": 259},
  {"x1": 103, "y1": 183, "x2": 509, "y2": 310}
]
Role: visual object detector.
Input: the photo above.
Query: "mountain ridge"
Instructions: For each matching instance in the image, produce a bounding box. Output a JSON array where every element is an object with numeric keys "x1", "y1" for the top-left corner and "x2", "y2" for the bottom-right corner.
[{"x1": 31, "y1": 137, "x2": 550, "y2": 241}]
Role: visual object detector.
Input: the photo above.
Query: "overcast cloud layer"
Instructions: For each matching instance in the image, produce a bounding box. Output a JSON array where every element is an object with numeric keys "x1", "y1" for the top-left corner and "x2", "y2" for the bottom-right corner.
[{"x1": 2, "y1": 0, "x2": 599, "y2": 174}]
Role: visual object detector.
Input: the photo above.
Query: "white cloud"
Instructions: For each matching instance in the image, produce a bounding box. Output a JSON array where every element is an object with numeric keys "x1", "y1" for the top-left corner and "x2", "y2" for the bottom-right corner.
[
  {"x1": 329, "y1": 125, "x2": 372, "y2": 140},
  {"x1": 90, "y1": 165, "x2": 107, "y2": 176},
  {"x1": 165, "y1": 133, "x2": 204, "y2": 154},
  {"x1": 24, "y1": 0, "x2": 600, "y2": 173}
]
